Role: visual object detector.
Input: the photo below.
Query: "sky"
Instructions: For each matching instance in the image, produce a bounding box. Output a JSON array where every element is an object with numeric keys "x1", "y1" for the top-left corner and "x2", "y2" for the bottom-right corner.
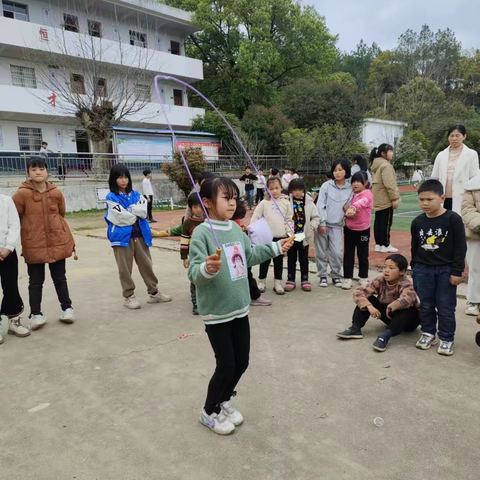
[{"x1": 308, "y1": 0, "x2": 480, "y2": 53}]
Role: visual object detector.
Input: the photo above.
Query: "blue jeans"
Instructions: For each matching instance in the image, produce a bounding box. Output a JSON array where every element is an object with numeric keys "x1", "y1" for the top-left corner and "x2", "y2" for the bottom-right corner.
[
  {"x1": 245, "y1": 189, "x2": 254, "y2": 209},
  {"x1": 413, "y1": 264, "x2": 457, "y2": 342}
]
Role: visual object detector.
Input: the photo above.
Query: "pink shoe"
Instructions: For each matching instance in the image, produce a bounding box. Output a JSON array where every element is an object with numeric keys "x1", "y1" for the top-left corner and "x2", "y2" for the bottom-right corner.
[
  {"x1": 301, "y1": 282, "x2": 312, "y2": 292},
  {"x1": 284, "y1": 283, "x2": 296, "y2": 292}
]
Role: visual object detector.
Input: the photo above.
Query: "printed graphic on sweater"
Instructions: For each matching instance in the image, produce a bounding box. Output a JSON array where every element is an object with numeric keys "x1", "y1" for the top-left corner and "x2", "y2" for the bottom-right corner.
[
  {"x1": 419, "y1": 227, "x2": 448, "y2": 251},
  {"x1": 292, "y1": 199, "x2": 305, "y2": 233},
  {"x1": 223, "y1": 241, "x2": 247, "y2": 280}
]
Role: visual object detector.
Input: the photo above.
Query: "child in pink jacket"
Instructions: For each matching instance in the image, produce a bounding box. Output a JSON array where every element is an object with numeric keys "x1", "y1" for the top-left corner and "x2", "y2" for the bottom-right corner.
[{"x1": 342, "y1": 171, "x2": 373, "y2": 289}]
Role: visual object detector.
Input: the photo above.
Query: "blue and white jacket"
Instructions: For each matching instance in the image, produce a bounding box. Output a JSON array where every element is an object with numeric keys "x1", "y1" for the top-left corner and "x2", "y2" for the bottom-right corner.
[{"x1": 105, "y1": 190, "x2": 152, "y2": 247}]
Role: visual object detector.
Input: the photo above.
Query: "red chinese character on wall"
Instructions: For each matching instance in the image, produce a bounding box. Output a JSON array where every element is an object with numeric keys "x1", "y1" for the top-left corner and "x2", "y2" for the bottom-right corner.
[
  {"x1": 47, "y1": 93, "x2": 56, "y2": 108},
  {"x1": 40, "y1": 28, "x2": 49, "y2": 41}
]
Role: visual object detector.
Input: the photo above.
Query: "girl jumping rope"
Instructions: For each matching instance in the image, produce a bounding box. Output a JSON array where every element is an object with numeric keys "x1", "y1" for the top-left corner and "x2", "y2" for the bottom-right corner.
[{"x1": 188, "y1": 177, "x2": 293, "y2": 435}]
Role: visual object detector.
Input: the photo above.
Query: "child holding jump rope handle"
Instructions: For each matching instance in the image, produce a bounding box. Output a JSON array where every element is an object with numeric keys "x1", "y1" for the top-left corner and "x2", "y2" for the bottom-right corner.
[{"x1": 188, "y1": 177, "x2": 293, "y2": 435}]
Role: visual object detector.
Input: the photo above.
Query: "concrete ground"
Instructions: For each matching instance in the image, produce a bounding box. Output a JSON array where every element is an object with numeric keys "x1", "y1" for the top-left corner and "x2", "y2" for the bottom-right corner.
[{"x1": 1, "y1": 234, "x2": 479, "y2": 480}]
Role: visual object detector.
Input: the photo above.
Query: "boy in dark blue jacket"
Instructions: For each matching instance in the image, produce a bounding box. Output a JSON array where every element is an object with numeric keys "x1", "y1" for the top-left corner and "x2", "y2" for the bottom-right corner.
[{"x1": 106, "y1": 164, "x2": 172, "y2": 309}]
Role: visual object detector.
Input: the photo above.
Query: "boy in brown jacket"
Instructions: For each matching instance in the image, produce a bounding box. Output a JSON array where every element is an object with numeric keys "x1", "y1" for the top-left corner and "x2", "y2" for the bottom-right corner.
[{"x1": 12, "y1": 157, "x2": 76, "y2": 330}]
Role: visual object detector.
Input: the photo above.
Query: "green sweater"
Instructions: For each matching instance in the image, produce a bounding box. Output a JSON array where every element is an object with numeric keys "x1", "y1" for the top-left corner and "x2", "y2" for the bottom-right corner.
[{"x1": 188, "y1": 220, "x2": 283, "y2": 324}]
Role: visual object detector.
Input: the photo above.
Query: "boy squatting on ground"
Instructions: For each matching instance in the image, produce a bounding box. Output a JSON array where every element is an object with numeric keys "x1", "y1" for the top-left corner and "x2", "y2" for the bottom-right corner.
[
  {"x1": 180, "y1": 193, "x2": 205, "y2": 315},
  {"x1": 337, "y1": 254, "x2": 420, "y2": 352},
  {"x1": 411, "y1": 179, "x2": 467, "y2": 356}
]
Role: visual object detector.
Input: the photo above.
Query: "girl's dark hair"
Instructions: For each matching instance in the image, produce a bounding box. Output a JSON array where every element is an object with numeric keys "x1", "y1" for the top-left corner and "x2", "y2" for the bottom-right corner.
[
  {"x1": 27, "y1": 156, "x2": 48, "y2": 170},
  {"x1": 369, "y1": 144, "x2": 394, "y2": 163},
  {"x1": 331, "y1": 159, "x2": 351, "y2": 179},
  {"x1": 325, "y1": 171, "x2": 333, "y2": 180},
  {"x1": 187, "y1": 192, "x2": 202, "y2": 209},
  {"x1": 386, "y1": 254, "x2": 408, "y2": 272},
  {"x1": 199, "y1": 177, "x2": 237, "y2": 207},
  {"x1": 447, "y1": 124, "x2": 467, "y2": 136},
  {"x1": 198, "y1": 171, "x2": 216, "y2": 184},
  {"x1": 267, "y1": 177, "x2": 282, "y2": 189},
  {"x1": 109, "y1": 163, "x2": 132, "y2": 194},
  {"x1": 232, "y1": 198, "x2": 247, "y2": 221},
  {"x1": 270, "y1": 168, "x2": 279, "y2": 176},
  {"x1": 351, "y1": 171, "x2": 368, "y2": 185},
  {"x1": 290, "y1": 167, "x2": 296, "y2": 174},
  {"x1": 143, "y1": 168, "x2": 152, "y2": 176},
  {"x1": 288, "y1": 178, "x2": 306, "y2": 193},
  {"x1": 353, "y1": 155, "x2": 368, "y2": 172}
]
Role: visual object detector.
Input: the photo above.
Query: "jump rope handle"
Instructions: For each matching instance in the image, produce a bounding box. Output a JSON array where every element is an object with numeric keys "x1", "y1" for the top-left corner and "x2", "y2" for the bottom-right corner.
[{"x1": 216, "y1": 247, "x2": 222, "y2": 259}]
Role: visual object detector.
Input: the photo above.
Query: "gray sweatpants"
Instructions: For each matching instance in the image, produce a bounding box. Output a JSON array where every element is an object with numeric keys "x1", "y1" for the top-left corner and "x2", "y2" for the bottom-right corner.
[{"x1": 314, "y1": 227, "x2": 343, "y2": 279}]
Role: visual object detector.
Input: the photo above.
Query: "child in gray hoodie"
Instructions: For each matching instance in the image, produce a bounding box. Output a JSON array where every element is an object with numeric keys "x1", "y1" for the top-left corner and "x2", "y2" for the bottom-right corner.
[{"x1": 315, "y1": 160, "x2": 353, "y2": 287}]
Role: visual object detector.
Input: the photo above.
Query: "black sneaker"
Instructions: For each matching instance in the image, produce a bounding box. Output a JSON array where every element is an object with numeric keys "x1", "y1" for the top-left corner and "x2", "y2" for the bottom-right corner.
[
  {"x1": 332, "y1": 278, "x2": 342, "y2": 288},
  {"x1": 373, "y1": 336, "x2": 389, "y2": 352},
  {"x1": 319, "y1": 277, "x2": 328, "y2": 288},
  {"x1": 337, "y1": 326, "x2": 363, "y2": 339}
]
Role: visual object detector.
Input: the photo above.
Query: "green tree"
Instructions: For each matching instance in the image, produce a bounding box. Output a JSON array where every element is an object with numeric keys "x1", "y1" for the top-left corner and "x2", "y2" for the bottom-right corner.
[
  {"x1": 309, "y1": 123, "x2": 367, "y2": 170},
  {"x1": 395, "y1": 130, "x2": 428, "y2": 168},
  {"x1": 282, "y1": 79, "x2": 361, "y2": 131},
  {"x1": 335, "y1": 40, "x2": 381, "y2": 90},
  {"x1": 281, "y1": 128, "x2": 314, "y2": 169},
  {"x1": 453, "y1": 51, "x2": 480, "y2": 110},
  {"x1": 164, "y1": 0, "x2": 337, "y2": 116},
  {"x1": 162, "y1": 147, "x2": 206, "y2": 200},
  {"x1": 241, "y1": 105, "x2": 294, "y2": 155}
]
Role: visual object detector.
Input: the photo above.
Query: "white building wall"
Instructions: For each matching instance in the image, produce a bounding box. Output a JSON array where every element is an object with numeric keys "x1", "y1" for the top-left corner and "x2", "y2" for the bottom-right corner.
[{"x1": 362, "y1": 119, "x2": 407, "y2": 150}]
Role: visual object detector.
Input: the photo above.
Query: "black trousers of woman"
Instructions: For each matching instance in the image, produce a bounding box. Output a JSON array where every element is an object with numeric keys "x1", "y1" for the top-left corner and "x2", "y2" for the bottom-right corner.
[
  {"x1": 374, "y1": 207, "x2": 393, "y2": 247},
  {"x1": 204, "y1": 316, "x2": 250, "y2": 415},
  {"x1": 444, "y1": 198, "x2": 453, "y2": 210}
]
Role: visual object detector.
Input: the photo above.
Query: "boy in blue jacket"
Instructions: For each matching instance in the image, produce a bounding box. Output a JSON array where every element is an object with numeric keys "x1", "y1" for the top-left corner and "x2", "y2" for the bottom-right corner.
[{"x1": 106, "y1": 164, "x2": 172, "y2": 309}]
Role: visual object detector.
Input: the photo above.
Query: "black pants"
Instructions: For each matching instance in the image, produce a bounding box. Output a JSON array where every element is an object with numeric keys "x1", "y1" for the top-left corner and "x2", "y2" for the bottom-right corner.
[
  {"x1": 190, "y1": 282, "x2": 197, "y2": 307},
  {"x1": 255, "y1": 188, "x2": 265, "y2": 204},
  {"x1": 259, "y1": 237, "x2": 284, "y2": 280},
  {"x1": 27, "y1": 260, "x2": 72, "y2": 316},
  {"x1": 205, "y1": 316, "x2": 250, "y2": 415},
  {"x1": 344, "y1": 226, "x2": 370, "y2": 279},
  {"x1": 444, "y1": 198, "x2": 453, "y2": 211},
  {"x1": 248, "y1": 268, "x2": 261, "y2": 300},
  {"x1": 146, "y1": 195, "x2": 153, "y2": 220},
  {"x1": 0, "y1": 250, "x2": 24, "y2": 317},
  {"x1": 287, "y1": 241, "x2": 309, "y2": 282},
  {"x1": 352, "y1": 296, "x2": 419, "y2": 336},
  {"x1": 374, "y1": 207, "x2": 393, "y2": 247}
]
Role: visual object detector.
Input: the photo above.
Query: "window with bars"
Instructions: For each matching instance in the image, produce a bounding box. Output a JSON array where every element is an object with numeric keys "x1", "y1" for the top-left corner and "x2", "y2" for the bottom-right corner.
[
  {"x1": 3, "y1": 1, "x2": 28, "y2": 21},
  {"x1": 10, "y1": 65, "x2": 37, "y2": 88},
  {"x1": 129, "y1": 30, "x2": 147, "y2": 48},
  {"x1": 134, "y1": 84, "x2": 150, "y2": 102},
  {"x1": 17, "y1": 127, "x2": 42, "y2": 151},
  {"x1": 71, "y1": 74, "x2": 85, "y2": 94},
  {"x1": 88, "y1": 20, "x2": 101, "y2": 37},
  {"x1": 63, "y1": 14, "x2": 79, "y2": 32},
  {"x1": 96, "y1": 78, "x2": 107, "y2": 97}
]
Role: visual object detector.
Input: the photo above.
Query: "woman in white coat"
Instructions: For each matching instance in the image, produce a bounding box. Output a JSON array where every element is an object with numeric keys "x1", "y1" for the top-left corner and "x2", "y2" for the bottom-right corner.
[{"x1": 431, "y1": 125, "x2": 480, "y2": 213}]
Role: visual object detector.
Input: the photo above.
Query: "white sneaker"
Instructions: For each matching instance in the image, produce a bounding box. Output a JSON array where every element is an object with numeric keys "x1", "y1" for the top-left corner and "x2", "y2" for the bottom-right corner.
[
  {"x1": 437, "y1": 340, "x2": 454, "y2": 356},
  {"x1": 8, "y1": 316, "x2": 31, "y2": 337},
  {"x1": 273, "y1": 279, "x2": 285, "y2": 295},
  {"x1": 0, "y1": 334, "x2": 3, "y2": 345},
  {"x1": 221, "y1": 400, "x2": 244, "y2": 426},
  {"x1": 381, "y1": 245, "x2": 398, "y2": 253},
  {"x1": 29, "y1": 314, "x2": 46, "y2": 331},
  {"x1": 342, "y1": 279, "x2": 352, "y2": 290},
  {"x1": 258, "y1": 280, "x2": 266, "y2": 293},
  {"x1": 416, "y1": 332, "x2": 438, "y2": 350},
  {"x1": 124, "y1": 295, "x2": 141, "y2": 309},
  {"x1": 359, "y1": 278, "x2": 368, "y2": 287},
  {"x1": 148, "y1": 292, "x2": 172, "y2": 304},
  {"x1": 465, "y1": 302, "x2": 480, "y2": 317},
  {"x1": 375, "y1": 245, "x2": 381, "y2": 252},
  {"x1": 59, "y1": 308, "x2": 75, "y2": 324},
  {"x1": 199, "y1": 408, "x2": 235, "y2": 435}
]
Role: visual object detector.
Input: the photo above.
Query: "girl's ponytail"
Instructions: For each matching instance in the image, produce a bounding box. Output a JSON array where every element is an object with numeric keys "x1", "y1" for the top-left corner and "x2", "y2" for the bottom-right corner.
[{"x1": 369, "y1": 148, "x2": 378, "y2": 163}]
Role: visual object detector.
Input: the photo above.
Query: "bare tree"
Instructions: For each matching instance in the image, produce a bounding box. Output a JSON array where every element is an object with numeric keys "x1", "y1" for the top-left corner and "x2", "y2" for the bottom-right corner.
[{"x1": 25, "y1": 2, "x2": 159, "y2": 170}]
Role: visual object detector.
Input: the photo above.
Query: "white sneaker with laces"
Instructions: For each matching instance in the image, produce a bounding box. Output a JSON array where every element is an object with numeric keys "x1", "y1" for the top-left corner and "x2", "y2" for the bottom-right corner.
[
  {"x1": 29, "y1": 314, "x2": 46, "y2": 331},
  {"x1": 437, "y1": 340, "x2": 454, "y2": 356},
  {"x1": 465, "y1": 302, "x2": 480, "y2": 317},
  {"x1": 250, "y1": 295, "x2": 272, "y2": 307},
  {"x1": 342, "y1": 279, "x2": 352, "y2": 290},
  {"x1": 375, "y1": 245, "x2": 381, "y2": 252},
  {"x1": 387, "y1": 245, "x2": 398, "y2": 253},
  {"x1": 59, "y1": 308, "x2": 75, "y2": 324},
  {"x1": 199, "y1": 408, "x2": 235, "y2": 435},
  {"x1": 221, "y1": 400, "x2": 244, "y2": 426},
  {"x1": 273, "y1": 279, "x2": 285, "y2": 295},
  {"x1": 124, "y1": 295, "x2": 141, "y2": 310},
  {"x1": 415, "y1": 332, "x2": 438, "y2": 350},
  {"x1": 148, "y1": 292, "x2": 172, "y2": 304},
  {"x1": 359, "y1": 278, "x2": 368, "y2": 287},
  {"x1": 258, "y1": 281, "x2": 266, "y2": 293},
  {"x1": 8, "y1": 316, "x2": 31, "y2": 337}
]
